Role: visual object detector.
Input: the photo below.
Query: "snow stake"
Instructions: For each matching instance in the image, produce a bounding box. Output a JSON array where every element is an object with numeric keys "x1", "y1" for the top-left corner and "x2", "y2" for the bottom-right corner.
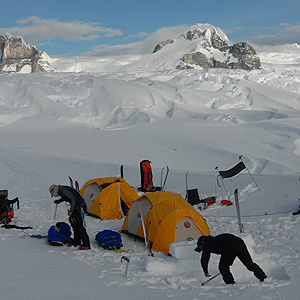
[
  {"x1": 121, "y1": 256, "x2": 130, "y2": 277},
  {"x1": 201, "y1": 272, "x2": 221, "y2": 286}
]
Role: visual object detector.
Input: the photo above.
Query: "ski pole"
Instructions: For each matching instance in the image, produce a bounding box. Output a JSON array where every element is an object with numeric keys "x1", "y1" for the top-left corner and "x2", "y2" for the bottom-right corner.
[
  {"x1": 54, "y1": 203, "x2": 58, "y2": 219},
  {"x1": 121, "y1": 256, "x2": 130, "y2": 277},
  {"x1": 201, "y1": 272, "x2": 221, "y2": 286}
]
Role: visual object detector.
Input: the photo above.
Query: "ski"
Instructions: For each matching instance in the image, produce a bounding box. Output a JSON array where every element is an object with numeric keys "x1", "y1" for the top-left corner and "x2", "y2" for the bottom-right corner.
[
  {"x1": 75, "y1": 180, "x2": 80, "y2": 192},
  {"x1": 185, "y1": 172, "x2": 189, "y2": 200},
  {"x1": 68, "y1": 176, "x2": 74, "y2": 188},
  {"x1": 120, "y1": 165, "x2": 124, "y2": 179}
]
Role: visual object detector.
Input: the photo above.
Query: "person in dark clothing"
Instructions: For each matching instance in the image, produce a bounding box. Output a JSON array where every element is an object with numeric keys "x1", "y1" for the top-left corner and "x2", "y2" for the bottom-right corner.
[
  {"x1": 194, "y1": 233, "x2": 267, "y2": 284},
  {"x1": 49, "y1": 185, "x2": 91, "y2": 250},
  {"x1": 0, "y1": 190, "x2": 19, "y2": 224}
]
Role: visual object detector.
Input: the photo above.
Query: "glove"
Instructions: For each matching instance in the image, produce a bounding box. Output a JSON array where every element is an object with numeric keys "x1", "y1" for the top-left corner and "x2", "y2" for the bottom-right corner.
[{"x1": 54, "y1": 200, "x2": 60, "y2": 204}]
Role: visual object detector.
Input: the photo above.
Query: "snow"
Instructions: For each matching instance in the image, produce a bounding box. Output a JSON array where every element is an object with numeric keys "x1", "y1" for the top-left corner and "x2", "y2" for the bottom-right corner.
[{"x1": 1, "y1": 39, "x2": 300, "y2": 300}]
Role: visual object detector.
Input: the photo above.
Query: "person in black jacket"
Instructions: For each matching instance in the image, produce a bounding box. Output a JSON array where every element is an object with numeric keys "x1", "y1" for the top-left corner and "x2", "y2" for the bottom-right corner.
[
  {"x1": 194, "y1": 233, "x2": 267, "y2": 284},
  {"x1": 49, "y1": 185, "x2": 91, "y2": 250}
]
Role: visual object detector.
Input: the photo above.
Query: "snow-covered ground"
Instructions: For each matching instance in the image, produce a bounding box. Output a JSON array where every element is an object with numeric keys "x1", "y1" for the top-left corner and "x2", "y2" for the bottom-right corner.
[{"x1": 1, "y1": 41, "x2": 300, "y2": 300}]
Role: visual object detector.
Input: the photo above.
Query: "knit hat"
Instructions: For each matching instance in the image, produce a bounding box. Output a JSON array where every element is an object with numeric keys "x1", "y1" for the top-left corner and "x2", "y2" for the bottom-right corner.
[{"x1": 49, "y1": 185, "x2": 59, "y2": 197}]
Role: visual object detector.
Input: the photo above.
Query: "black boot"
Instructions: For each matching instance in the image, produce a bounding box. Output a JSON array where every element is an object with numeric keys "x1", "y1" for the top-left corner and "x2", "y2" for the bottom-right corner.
[
  {"x1": 253, "y1": 266, "x2": 267, "y2": 282},
  {"x1": 222, "y1": 271, "x2": 236, "y2": 284}
]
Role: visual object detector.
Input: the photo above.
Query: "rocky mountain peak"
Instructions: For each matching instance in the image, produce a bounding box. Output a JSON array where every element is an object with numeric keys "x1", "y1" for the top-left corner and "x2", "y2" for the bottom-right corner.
[
  {"x1": 153, "y1": 24, "x2": 261, "y2": 70},
  {"x1": 0, "y1": 33, "x2": 55, "y2": 73}
]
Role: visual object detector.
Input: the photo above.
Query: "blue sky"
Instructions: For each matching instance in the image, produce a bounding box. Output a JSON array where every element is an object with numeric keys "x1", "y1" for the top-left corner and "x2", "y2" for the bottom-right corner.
[{"x1": 1, "y1": 0, "x2": 300, "y2": 56}]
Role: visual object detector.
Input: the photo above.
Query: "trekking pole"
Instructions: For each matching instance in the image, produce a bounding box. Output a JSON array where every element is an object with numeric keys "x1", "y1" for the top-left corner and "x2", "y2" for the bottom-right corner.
[
  {"x1": 54, "y1": 203, "x2": 58, "y2": 219},
  {"x1": 121, "y1": 256, "x2": 130, "y2": 277},
  {"x1": 201, "y1": 272, "x2": 221, "y2": 286}
]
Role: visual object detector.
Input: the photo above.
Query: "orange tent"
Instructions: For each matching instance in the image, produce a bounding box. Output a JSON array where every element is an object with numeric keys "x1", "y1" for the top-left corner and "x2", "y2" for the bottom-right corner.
[
  {"x1": 121, "y1": 191, "x2": 210, "y2": 255},
  {"x1": 80, "y1": 177, "x2": 139, "y2": 220}
]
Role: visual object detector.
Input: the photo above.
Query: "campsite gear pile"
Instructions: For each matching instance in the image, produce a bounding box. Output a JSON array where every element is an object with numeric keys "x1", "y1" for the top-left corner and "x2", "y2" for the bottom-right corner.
[{"x1": 0, "y1": 190, "x2": 19, "y2": 225}]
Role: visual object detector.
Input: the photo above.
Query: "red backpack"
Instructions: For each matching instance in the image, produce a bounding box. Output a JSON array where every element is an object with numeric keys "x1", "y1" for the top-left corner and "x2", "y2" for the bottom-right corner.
[{"x1": 139, "y1": 160, "x2": 153, "y2": 191}]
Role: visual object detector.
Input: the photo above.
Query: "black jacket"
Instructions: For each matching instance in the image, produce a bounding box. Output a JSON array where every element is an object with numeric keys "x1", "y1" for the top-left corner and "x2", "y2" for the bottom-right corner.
[
  {"x1": 56, "y1": 186, "x2": 85, "y2": 214},
  {"x1": 201, "y1": 234, "x2": 242, "y2": 273}
]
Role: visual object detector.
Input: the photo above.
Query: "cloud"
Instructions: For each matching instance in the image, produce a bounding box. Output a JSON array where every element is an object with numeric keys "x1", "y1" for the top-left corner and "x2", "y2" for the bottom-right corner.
[
  {"x1": 244, "y1": 23, "x2": 300, "y2": 46},
  {"x1": 86, "y1": 24, "x2": 191, "y2": 56},
  {"x1": 125, "y1": 32, "x2": 150, "y2": 40},
  {"x1": 0, "y1": 16, "x2": 123, "y2": 44}
]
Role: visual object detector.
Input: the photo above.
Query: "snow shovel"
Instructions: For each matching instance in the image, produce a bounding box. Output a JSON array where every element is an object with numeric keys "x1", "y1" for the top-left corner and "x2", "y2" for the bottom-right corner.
[
  {"x1": 121, "y1": 256, "x2": 130, "y2": 277},
  {"x1": 201, "y1": 272, "x2": 221, "y2": 286}
]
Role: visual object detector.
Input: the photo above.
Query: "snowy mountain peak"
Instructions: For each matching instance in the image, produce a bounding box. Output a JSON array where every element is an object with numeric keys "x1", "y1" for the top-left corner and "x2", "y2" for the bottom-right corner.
[
  {"x1": 151, "y1": 23, "x2": 260, "y2": 71},
  {"x1": 185, "y1": 23, "x2": 229, "y2": 48}
]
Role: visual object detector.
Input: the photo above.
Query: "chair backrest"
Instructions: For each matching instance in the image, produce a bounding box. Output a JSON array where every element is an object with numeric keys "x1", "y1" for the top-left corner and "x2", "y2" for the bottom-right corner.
[{"x1": 186, "y1": 188, "x2": 201, "y2": 205}]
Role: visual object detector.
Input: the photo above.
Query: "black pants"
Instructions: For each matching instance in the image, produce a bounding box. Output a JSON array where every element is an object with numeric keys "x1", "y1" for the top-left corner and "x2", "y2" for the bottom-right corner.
[
  {"x1": 69, "y1": 209, "x2": 90, "y2": 247},
  {"x1": 218, "y1": 237, "x2": 266, "y2": 284}
]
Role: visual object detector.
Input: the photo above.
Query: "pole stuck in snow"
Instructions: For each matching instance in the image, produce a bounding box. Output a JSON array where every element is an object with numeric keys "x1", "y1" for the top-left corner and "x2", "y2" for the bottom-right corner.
[
  {"x1": 121, "y1": 256, "x2": 130, "y2": 277},
  {"x1": 234, "y1": 188, "x2": 244, "y2": 233}
]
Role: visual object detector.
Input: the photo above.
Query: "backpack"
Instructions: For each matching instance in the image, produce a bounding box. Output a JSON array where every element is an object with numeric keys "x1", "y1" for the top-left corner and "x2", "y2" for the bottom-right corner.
[
  {"x1": 48, "y1": 222, "x2": 72, "y2": 246},
  {"x1": 95, "y1": 230, "x2": 123, "y2": 250},
  {"x1": 0, "y1": 190, "x2": 19, "y2": 223},
  {"x1": 139, "y1": 160, "x2": 153, "y2": 191}
]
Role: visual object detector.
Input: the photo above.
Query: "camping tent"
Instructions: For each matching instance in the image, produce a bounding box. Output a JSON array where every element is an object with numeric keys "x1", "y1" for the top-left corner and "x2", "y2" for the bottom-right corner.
[
  {"x1": 121, "y1": 191, "x2": 210, "y2": 255},
  {"x1": 80, "y1": 177, "x2": 139, "y2": 220}
]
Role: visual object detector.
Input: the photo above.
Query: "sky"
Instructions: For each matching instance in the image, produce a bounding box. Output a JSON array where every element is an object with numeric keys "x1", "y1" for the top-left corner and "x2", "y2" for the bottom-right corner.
[{"x1": 0, "y1": 0, "x2": 300, "y2": 56}]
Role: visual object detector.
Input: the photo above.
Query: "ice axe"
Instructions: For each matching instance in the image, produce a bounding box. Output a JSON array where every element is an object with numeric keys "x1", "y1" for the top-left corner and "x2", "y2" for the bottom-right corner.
[
  {"x1": 201, "y1": 272, "x2": 221, "y2": 286},
  {"x1": 54, "y1": 203, "x2": 58, "y2": 219},
  {"x1": 121, "y1": 256, "x2": 130, "y2": 277}
]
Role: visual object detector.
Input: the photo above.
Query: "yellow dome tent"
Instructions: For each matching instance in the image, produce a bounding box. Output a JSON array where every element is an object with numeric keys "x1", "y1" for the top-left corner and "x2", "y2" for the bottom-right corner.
[
  {"x1": 80, "y1": 177, "x2": 139, "y2": 220},
  {"x1": 121, "y1": 191, "x2": 210, "y2": 255}
]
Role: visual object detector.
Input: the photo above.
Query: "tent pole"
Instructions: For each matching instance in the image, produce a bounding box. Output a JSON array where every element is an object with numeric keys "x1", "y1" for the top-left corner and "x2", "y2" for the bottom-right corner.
[
  {"x1": 139, "y1": 199, "x2": 149, "y2": 250},
  {"x1": 239, "y1": 156, "x2": 261, "y2": 191},
  {"x1": 118, "y1": 182, "x2": 122, "y2": 217}
]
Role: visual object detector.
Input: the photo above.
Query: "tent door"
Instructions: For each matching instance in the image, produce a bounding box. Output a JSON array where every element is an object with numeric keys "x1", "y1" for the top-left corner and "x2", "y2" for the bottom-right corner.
[
  {"x1": 174, "y1": 217, "x2": 202, "y2": 242},
  {"x1": 127, "y1": 198, "x2": 152, "y2": 235},
  {"x1": 82, "y1": 183, "x2": 101, "y2": 212}
]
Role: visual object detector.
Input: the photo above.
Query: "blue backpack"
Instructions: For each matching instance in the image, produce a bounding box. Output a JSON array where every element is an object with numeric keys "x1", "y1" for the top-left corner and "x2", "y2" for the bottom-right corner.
[
  {"x1": 48, "y1": 222, "x2": 71, "y2": 245},
  {"x1": 95, "y1": 230, "x2": 122, "y2": 250}
]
